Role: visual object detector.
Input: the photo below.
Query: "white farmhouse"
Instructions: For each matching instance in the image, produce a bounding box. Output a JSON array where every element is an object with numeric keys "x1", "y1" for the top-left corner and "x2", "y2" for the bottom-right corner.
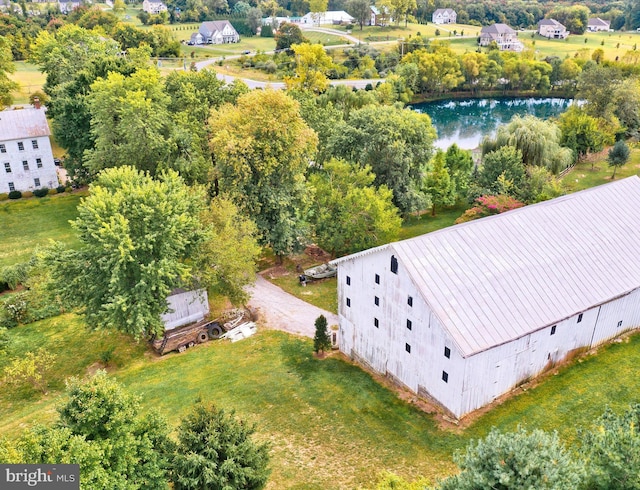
[
  {"x1": 0, "y1": 106, "x2": 58, "y2": 194},
  {"x1": 198, "y1": 20, "x2": 240, "y2": 44},
  {"x1": 537, "y1": 18, "x2": 569, "y2": 39},
  {"x1": 432, "y1": 8, "x2": 456, "y2": 25},
  {"x1": 142, "y1": 0, "x2": 167, "y2": 14},
  {"x1": 587, "y1": 17, "x2": 610, "y2": 32},
  {"x1": 332, "y1": 177, "x2": 640, "y2": 419},
  {"x1": 301, "y1": 10, "x2": 354, "y2": 25}
]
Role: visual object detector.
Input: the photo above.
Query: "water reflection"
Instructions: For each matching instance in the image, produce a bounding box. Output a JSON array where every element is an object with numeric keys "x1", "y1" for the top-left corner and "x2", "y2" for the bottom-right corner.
[{"x1": 412, "y1": 97, "x2": 575, "y2": 150}]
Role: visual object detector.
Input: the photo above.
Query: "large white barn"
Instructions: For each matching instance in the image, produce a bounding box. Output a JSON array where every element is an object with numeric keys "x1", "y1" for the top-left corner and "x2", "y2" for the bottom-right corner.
[{"x1": 332, "y1": 177, "x2": 640, "y2": 419}]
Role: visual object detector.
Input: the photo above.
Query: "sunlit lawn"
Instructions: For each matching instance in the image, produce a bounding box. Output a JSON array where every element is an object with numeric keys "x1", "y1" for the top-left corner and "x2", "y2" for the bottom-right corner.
[{"x1": 9, "y1": 61, "x2": 46, "y2": 104}]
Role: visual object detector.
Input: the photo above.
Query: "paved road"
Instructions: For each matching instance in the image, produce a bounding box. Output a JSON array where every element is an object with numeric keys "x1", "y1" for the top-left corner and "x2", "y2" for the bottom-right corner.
[{"x1": 246, "y1": 274, "x2": 339, "y2": 338}]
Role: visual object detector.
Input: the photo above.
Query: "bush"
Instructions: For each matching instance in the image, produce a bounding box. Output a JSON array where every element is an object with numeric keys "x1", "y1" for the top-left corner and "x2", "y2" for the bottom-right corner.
[
  {"x1": 33, "y1": 187, "x2": 49, "y2": 198},
  {"x1": 0, "y1": 193, "x2": 8, "y2": 201},
  {"x1": 56, "y1": 185, "x2": 66, "y2": 194},
  {"x1": 8, "y1": 191, "x2": 21, "y2": 200},
  {"x1": 261, "y1": 24, "x2": 273, "y2": 37},
  {"x1": 48, "y1": 188, "x2": 57, "y2": 196},
  {"x1": 22, "y1": 191, "x2": 33, "y2": 198}
]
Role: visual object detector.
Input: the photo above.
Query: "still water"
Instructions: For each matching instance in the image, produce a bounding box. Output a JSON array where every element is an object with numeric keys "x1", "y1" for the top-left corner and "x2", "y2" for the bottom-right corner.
[{"x1": 412, "y1": 97, "x2": 575, "y2": 150}]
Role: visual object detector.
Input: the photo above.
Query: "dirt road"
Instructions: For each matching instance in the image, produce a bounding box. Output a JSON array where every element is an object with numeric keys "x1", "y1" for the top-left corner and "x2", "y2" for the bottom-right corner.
[{"x1": 246, "y1": 274, "x2": 339, "y2": 338}]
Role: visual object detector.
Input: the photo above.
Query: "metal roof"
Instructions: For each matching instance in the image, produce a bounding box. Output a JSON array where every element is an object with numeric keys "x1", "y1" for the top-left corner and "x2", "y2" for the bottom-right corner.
[
  {"x1": 336, "y1": 177, "x2": 640, "y2": 357},
  {"x1": 538, "y1": 18, "x2": 564, "y2": 27},
  {"x1": 481, "y1": 23, "x2": 516, "y2": 35},
  {"x1": 588, "y1": 17, "x2": 610, "y2": 26},
  {"x1": 0, "y1": 108, "x2": 50, "y2": 141}
]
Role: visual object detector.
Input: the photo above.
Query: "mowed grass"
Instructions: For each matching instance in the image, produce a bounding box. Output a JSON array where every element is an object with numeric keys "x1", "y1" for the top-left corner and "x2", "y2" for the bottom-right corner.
[
  {"x1": 0, "y1": 191, "x2": 84, "y2": 267},
  {"x1": 561, "y1": 147, "x2": 640, "y2": 192},
  {"x1": 5, "y1": 309, "x2": 640, "y2": 487},
  {"x1": 9, "y1": 61, "x2": 46, "y2": 105}
]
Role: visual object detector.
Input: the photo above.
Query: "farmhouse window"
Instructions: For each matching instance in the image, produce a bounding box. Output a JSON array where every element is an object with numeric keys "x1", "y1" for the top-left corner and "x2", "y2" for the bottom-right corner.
[
  {"x1": 0, "y1": 144, "x2": 5, "y2": 153},
  {"x1": 374, "y1": 318, "x2": 379, "y2": 328},
  {"x1": 375, "y1": 273, "x2": 380, "y2": 284},
  {"x1": 4, "y1": 162, "x2": 10, "y2": 173},
  {"x1": 390, "y1": 255, "x2": 398, "y2": 274},
  {"x1": 34, "y1": 178, "x2": 40, "y2": 187},
  {"x1": 8, "y1": 182, "x2": 14, "y2": 191},
  {"x1": 550, "y1": 325, "x2": 556, "y2": 335},
  {"x1": 346, "y1": 275, "x2": 351, "y2": 285},
  {"x1": 346, "y1": 298, "x2": 351, "y2": 307},
  {"x1": 408, "y1": 296, "x2": 413, "y2": 306},
  {"x1": 36, "y1": 158, "x2": 42, "y2": 168},
  {"x1": 31, "y1": 140, "x2": 38, "y2": 149},
  {"x1": 577, "y1": 313, "x2": 583, "y2": 323},
  {"x1": 374, "y1": 296, "x2": 379, "y2": 306},
  {"x1": 406, "y1": 319, "x2": 412, "y2": 330},
  {"x1": 442, "y1": 371, "x2": 449, "y2": 383},
  {"x1": 444, "y1": 346, "x2": 451, "y2": 358},
  {"x1": 17, "y1": 141, "x2": 24, "y2": 151},
  {"x1": 22, "y1": 161, "x2": 29, "y2": 171},
  {"x1": 618, "y1": 320, "x2": 623, "y2": 328},
  {"x1": 405, "y1": 343, "x2": 411, "y2": 353}
]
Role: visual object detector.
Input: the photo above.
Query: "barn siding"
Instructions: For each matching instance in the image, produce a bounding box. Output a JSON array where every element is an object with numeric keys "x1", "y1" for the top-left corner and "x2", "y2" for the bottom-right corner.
[{"x1": 161, "y1": 290, "x2": 209, "y2": 330}]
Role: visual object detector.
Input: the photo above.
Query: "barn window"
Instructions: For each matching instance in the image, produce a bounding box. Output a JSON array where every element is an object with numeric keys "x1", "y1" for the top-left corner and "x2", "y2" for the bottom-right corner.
[
  {"x1": 346, "y1": 276, "x2": 351, "y2": 285},
  {"x1": 550, "y1": 325, "x2": 556, "y2": 335},
  {"x1": 17, "y1": 141, "x2": 24, "y2": 151},
  {"x1": 405, "y1": 343, "x2": 411, "y2": 353},
  {"x1": 407, "y1": 296, "x2": 413, "y2": 307},
  {"x1": 577, "y1": 313, "x2": 583, "y2": 323},
  {"x1": 444, "y1": 346, "x2": 451, "y2": 358},
  {"x1": 346, "y1": 298, "x2": 351, "y2": 307},
  {"x1": 391, "y1": 255, "x2": 398, "y2": 274},
  {"x1": 374, "y1": 318, "x2": 379, "y2": 328},
  {"x1": 34, "y1": 178, "x2": 40, "y2": 187},
  {"x1": 375, "y1": 274, "x2": 380, "y2": 284},
  {"x1": 618, "y1": 320, "x2": 623, "y2": 328},
  {"x1": 442, "y1": 371, "x2": 449, "y2": 383},
  {"x1": 374, "y1": 296, "x2": 379, "y2": 306},
  {"x1": 0, "y1": 144, "x2": 5, "y2": 153},
  {"x1": 31, "y1": 140, "x2": 39, "y2": 149},
  {"x1": 406, "y1": 319, "x2": 412, "y2": 330}
]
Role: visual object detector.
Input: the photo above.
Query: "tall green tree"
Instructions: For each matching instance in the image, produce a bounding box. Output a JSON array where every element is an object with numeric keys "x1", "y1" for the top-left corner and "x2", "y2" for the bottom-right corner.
[
  {"x1": 0, "y1": 37, "x2": 19, "y2": 110},
  {"x1": 308, "y1": 159, "x2": 401, "y2": 256},
  {"x1": 424, "y1": 151, "x2": 455, "y2": 216},
  {"x1": 444, "y1": 144, "x2": 474, "y2": 200},
  {"x1": 313, "y1": 314, "x2": 331, "y2": 354},
  {"x1": 45, "y1": 167, "x2": 207, "y2": 338},
  {"x1": 275, "y1": 23, "x2": 308, "y2": 50},
  {"x1": 608, "y1": 140, "x2": 630, "y2": 179},
  {"x1": 439, "y1": 427, "x2": 584, "y2": 490},
  {"x1": 285, "y1": 43, "x2": 334, "y2": 94},
  {"x1": 347, "y1": 0, "x2": 370, "y2": 30},
  {"x1": 172, "y1": 401, "x2": 270, "y2": 490},
  {"x1": 328, "y1": 104, "x2": 436, "y2": 214},
  {"x1": 558, "y1": 105, "x2": 609, "y2": 164},
  {"x1": 477, "y1": 146, "x2": 526, "y2": 198},
  {"x1": 209, "y1": 89, "x2": 318, "y2": 260}
]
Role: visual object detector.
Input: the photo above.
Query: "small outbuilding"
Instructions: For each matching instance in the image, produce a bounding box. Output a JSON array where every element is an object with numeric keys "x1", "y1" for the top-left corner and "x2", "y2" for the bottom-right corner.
[{"x1": 332, "y1": 177, "x2": 640, "y2": 419}]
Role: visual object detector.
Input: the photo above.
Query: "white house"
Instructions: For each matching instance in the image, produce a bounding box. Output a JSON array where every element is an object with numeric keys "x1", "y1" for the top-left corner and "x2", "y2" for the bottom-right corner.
[
  {"x1": 58, "y1": 0, "x2": 84, "y2": 13},
  {"x1": 538, "y1": 18, "x2": 569, "y2": 38},
  {"x1": 479, "y1": 23, "x2": 523, "y2": 51},
  {"x1": 588, "y1": 17, "x2": 611, "y2": 32},
  {"x1": 0, "y1": 106, "x2": 58, "y2": 194},
  {"x1": 198, "y1": 20, "x2": 240, "y2": 44},
  {"x1": 142, "y1": 0, "x2": 167, "y2": 14},
  {"x1": 432, "y1": 8, "x2": 456, "y2": 24},
  {"x1": 369, "y1": 5, "x2": 391, "y2": 26},
  {"x1": 301, "y1": 10, "x2": 354, "y2": 25},
  {"x1": 332, "y1": 177, "x2": 640, "y2": 419}
]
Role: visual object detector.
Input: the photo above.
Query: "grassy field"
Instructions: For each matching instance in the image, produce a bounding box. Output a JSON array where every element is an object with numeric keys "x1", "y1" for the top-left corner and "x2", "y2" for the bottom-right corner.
[
  {"x1": 4, "y1": 303, "x2": 640, "y2": 487},
  {"x1": 0, "y1": 192, "x2": 84, "y2": 267},
  {"x1": 9, "y1": 61, "x2": 46, "y2": 105}
]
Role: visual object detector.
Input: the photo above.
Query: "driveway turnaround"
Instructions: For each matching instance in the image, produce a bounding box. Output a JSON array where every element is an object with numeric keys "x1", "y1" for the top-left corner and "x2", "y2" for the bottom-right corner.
[{"x1": 246, "y1": 274, "x2": 339, "y2": 338}]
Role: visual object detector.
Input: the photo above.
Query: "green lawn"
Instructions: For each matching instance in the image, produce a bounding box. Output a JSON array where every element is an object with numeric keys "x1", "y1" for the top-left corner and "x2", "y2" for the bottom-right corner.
[
  {"x1": 9, "y1": 61, "x2": 46, "y2": 105},
  {"x1": 561, "y1": 148, "x2": 640, "y2": 192},
  {"x1": 0, "y1": 192, "x2": 84, "y2": 267},
  {"x1": 4, "y1": 308, "x2": 640, "y2": 487}
]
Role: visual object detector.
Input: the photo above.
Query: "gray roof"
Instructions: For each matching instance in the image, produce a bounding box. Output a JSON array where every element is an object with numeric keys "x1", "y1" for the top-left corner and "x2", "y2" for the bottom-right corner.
[
  {"x1": 481, "y1": 23, "x2": 516, "y2": 35},
  {"x1": 0, "y1": 108, "x2": 50, "y2": 141},
  {"x1": 334, "y1": 177, "x2": 640, "y2": 358},
  {"x1": 588, "y1": 17, "x2": 610, "y2": 27},
  {"x1": 433, "y1": 8, "x2": 455, "y2": 15},
  {"x1": 201, "y1": 20, "x2": 235, "y2": 33},
  {"x1": 538, "y1": 18, "x2": 564, "y2": 28}
]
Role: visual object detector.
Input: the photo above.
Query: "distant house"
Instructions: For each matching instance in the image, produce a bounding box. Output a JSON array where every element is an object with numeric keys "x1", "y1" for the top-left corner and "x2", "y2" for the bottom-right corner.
[
  {"x1": 588, "y1": 17, "x2": 611, "y2": 32},
  {"x1": 142, "y1": 0, "x2": 167, "y2": 14},
  {"x1": 301, "y1": 10, "x2": 354, "y2": 25},
  {"x1": 58, "y1": 0, "x2": 84, "y2": 13},
  {"x1": 538, "y1": 18, "x2": 568, "y2": 39},
  {"x1": 198, "y1": 20, "x2": 240, "y2": 44},
  {"x1": 432, "y1": 8, "x2": 456, "y2": 25},
  {"x1": 0, "y1": 106, "x2": 59, "y2": 193},
  {"x1": 479, "y1": 23, "x2": 523, "y2": 51},
  {"x1": 369, "y1": 5, "x2": 391, "y2": 26},
  {"x1": 331, "y1": 177, "x2": 640, "y2": 419}
]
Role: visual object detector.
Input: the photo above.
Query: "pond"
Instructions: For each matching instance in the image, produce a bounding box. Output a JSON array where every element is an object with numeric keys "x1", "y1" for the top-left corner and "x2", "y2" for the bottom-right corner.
[{"x1": 412, "y1": 97, "x2": 576, "y2": 150}]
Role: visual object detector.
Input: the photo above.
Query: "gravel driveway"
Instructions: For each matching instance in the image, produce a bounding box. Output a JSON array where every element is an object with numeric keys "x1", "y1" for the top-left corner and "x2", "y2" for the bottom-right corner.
[{"x1": 246, "y1": 274, "x2": 339, "y2": 338}]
